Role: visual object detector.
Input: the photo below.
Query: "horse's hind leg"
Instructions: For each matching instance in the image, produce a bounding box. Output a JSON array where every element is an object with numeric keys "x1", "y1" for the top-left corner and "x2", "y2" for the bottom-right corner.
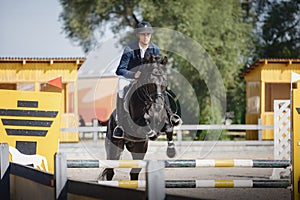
[
  {"x1": 101, "y1": 138, "x2": 124, "y2": 180},
  {"x1": 126, "y1": 141, "x2": 148, "y2": 180}
]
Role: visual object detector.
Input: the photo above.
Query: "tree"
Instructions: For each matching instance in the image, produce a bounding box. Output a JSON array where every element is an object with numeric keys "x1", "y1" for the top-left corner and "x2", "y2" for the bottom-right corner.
[
  {"x1": 139, "y1": 0, "x2": 252, "y2": 127},
  {"x1": 260, "y1": 0, "x2": 300, "y2": 58},
  {"x1": 59, "y1": 0, "x2": 141, "y2": 53},
  {"x1": 59, "y1": 0, "x2": 254, "y2": 133},
  {"x1": 242, "y1": 0, "x2": 300, "y2": 58}
]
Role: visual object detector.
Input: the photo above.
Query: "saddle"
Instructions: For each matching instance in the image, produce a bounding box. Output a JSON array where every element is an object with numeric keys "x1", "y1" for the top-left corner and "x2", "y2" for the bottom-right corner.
[{"x1": 123, "y1": 80, "x2": 137, "y2": 113}]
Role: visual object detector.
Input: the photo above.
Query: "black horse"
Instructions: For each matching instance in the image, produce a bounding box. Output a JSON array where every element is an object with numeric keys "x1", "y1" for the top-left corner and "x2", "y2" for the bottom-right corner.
[{"x1": 100, "y1": 54, "x2": 176, "y2": 181}]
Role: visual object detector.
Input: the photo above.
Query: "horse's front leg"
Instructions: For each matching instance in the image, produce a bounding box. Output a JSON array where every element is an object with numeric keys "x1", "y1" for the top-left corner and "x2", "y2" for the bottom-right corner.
[{"x1": 165, "y1": 125, "x2": 176, "y2": 158}]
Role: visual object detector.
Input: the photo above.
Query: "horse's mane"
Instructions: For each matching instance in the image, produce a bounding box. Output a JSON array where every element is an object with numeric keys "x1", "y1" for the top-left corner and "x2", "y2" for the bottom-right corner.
[
  {"x1": 136, "y1": 54, "x2": 168, "y2": 85},
  {"x1": 143, "y1": 54, "x2": 168, "y2": 65}
]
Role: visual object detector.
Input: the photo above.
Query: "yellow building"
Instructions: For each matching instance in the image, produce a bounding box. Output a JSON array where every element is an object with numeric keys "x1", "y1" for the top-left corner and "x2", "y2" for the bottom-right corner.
[
  {"x1": 0, "y1": 57, "x2": 86, "y2": 142},
  {"x1": 242, "y1": 58, "x2": 300, "y2": 140}
]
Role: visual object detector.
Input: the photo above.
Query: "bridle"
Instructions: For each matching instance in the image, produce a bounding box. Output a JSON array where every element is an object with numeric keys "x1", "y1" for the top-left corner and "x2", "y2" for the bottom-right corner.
[{"x1": 133, "y1": 58, "x2": 167, "y2": 138}]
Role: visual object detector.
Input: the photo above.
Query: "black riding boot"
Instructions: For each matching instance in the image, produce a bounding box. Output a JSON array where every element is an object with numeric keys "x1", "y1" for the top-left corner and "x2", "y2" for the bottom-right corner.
[{"x1": 113, "y1": 96, "x2": 125, "y2": 138}]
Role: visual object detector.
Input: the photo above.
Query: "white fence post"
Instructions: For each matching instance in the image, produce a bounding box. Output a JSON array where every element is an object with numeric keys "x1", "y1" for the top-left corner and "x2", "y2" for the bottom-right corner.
[
  {"x1": 55, "y1": 152, "x2": 67, "y2": 200},
  {"x1": 92, "y1": 118, "x2": 98, "y2": 143},
  {"x1": 146, "y1": 160, "x2": 165, "y2": 200},
  {"x1": 271, "y1": 100, "x2": 291, "y2": 179},
  {"x1": 0, "y1": 143, "x2": 10, "y2": 199},
  {"x1": 258, "y1": 118, "x2": 262, "y2": 141}
]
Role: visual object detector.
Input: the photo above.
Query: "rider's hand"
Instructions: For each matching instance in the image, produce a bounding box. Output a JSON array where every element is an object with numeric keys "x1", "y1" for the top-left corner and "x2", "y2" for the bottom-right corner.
[{"x1": 134, "y1": 71, "x2": 141, "y2": 79}]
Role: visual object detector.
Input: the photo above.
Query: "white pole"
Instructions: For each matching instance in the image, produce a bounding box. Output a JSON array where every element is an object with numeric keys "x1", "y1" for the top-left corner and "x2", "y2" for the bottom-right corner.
[
  {"x1": 0, "y1": 143, "x2": 10, "y2": 199},
  {"x1": 55, "y1": 152, "x2": 67, "y2": 200},
  {"x1": 146, "y1": 160, "x2": 165, "y2": 200},
  {"x1": 93, "y1": 118, "x2": 98, "y2": 143}
]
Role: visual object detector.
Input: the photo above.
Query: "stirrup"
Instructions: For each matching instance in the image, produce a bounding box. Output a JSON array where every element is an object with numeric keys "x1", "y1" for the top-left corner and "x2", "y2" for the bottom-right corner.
[
  {"x1": 113, "y1": 126, "x2": 124, "y2": 139},
  {"x1": 170, "y1": 114, "x2": 182, "y2": 126}
]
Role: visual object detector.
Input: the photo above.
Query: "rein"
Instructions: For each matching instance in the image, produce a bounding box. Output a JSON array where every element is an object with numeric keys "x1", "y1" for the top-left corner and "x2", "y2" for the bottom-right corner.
[
  {"x1": 125, "y1": 54, "x2": 168, "y2": 140},
  {"x1": 134, "y1": 66, "x2": 166, "y2": 138}
]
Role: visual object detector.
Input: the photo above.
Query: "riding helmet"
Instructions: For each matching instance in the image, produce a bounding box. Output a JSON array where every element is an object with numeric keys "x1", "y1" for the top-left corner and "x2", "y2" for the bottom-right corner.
[{"x1": 136, "y1": 21, "x2": 154, "y2": 34}]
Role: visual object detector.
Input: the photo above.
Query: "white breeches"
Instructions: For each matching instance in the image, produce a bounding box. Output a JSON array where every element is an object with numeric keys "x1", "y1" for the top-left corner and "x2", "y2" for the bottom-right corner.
[{"x1": 118, "y1": 77, "x2": 133, "y2": 98}]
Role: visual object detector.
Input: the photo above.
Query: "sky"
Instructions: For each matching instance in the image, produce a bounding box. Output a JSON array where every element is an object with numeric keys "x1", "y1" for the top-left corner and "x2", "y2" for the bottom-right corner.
[
  {"x1": 0, "y1": 0, "x2": 85, "y2": 57},
  {"x1": 0, "y1": 0, "x2": 124, "y2": 76}
]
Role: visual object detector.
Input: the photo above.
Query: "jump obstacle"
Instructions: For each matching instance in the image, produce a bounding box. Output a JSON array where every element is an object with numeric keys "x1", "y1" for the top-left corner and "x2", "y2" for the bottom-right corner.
[
  {"x1": 66, "y1": 159, "x2": 290, "y2": 168},
  {"x1": 97, "y1": 179, "x2": 290, "y2": 189},
  {"x1": 56, "y1": 155, "x2": 295, "y2": 200},
  {"x1": 64, "y1": 158, "x2": 291, "y2": 189},
  {"x1": 66, "y1": 159, "x2": 292, "y2": 189}
]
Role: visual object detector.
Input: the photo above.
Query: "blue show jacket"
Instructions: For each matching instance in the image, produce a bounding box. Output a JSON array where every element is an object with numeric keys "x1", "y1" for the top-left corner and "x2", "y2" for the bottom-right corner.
[{"x1": 116, "y1": 40, "x2": 160, "y2": 79}]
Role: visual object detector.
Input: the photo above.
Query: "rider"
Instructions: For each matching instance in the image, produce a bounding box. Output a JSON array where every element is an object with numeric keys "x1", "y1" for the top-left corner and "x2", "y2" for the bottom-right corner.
[{"x1": 113, "y1": 21, "x2": 181, "y2": 138}]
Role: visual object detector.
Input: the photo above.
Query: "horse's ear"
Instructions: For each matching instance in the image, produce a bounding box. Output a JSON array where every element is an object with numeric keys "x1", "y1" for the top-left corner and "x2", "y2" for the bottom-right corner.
[
  {"x1": 144, "y1": 53, "x2": 151, "y2": 63},
  {"x1": 150, "y1": 54, "x2": 155, "y2": 63},
  {"x1": 161, "y1": 56, "x2": 168, "y2": 65}
]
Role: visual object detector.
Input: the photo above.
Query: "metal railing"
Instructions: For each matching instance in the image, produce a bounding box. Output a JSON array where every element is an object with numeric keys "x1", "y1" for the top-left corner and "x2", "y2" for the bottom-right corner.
[{"x1": 60, "y1": 119, "x2": 273, "y2": 143}]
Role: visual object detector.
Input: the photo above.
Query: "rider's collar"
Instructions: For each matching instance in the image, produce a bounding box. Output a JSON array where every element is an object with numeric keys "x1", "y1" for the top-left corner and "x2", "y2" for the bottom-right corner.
[{"x1": 138, "y1": 42, "x2": 149, "y2": 51}]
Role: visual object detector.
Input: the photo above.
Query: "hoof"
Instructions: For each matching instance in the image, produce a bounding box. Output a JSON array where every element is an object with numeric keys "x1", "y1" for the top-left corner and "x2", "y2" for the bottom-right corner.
[
  {"x1": 149, "y1": 135, "x2": 158, "y2": 141},
  {"x1": 99, "y1": 168, "x2": 114, "y2": 181},
  {"x1": 166, "y1": 146, "x2": 176, "y2": 158}
]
